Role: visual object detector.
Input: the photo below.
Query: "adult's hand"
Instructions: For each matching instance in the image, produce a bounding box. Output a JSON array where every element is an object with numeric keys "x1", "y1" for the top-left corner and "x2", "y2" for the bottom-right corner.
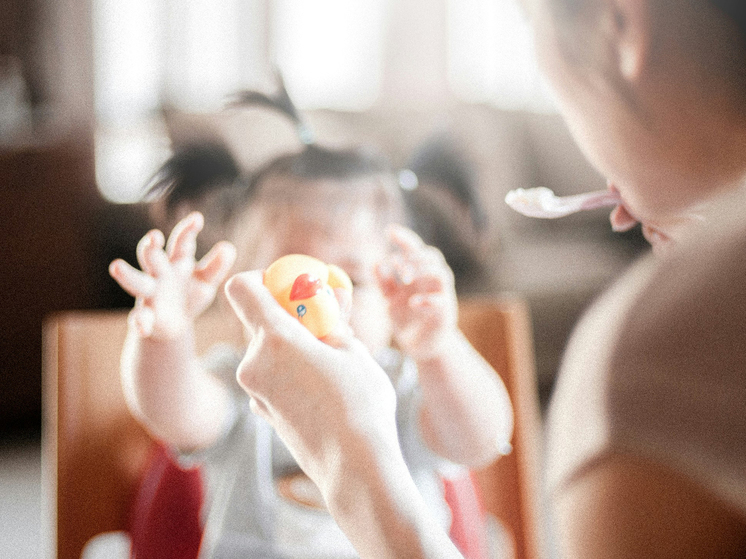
[
  {"x1": 224, "y1": 271, "x2": 463, "y2": 559},
  {"x1": 225, "y1": 270, "x2": 399, "y2": 491}
]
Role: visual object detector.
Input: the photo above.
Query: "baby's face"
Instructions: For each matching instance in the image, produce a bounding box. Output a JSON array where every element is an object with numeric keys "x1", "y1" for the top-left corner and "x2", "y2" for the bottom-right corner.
[{"x1": 234, "y1": 177, "x2": 394, "y2": 354}]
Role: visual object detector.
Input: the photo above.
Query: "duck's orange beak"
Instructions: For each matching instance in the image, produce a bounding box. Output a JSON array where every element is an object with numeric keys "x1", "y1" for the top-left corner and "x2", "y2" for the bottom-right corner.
[{"x1": 290, "y1": 274, "x2": 323, "y2": 301}]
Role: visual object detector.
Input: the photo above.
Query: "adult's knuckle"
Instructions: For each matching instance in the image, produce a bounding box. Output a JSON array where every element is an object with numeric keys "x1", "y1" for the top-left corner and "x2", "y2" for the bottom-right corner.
[
  {"x1": 264, "y1": 327, "x2": 293, "y2": 353},
  {"x1": 235, "y1": 358, "x2": 257, "y2": 390}
]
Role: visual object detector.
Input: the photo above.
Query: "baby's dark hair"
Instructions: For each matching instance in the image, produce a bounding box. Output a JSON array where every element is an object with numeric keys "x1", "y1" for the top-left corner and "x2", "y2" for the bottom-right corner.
[
  {"x1": 403, "y1": 134, "x2": 492, "y2": 293},
  {"x1": 243, "y1": 143, "x2": 395, "y2": 206},
  {"x1": 146, "y1": 77, "x2": 401, "y2": 227},
  {"x1": 229, "y1": 79, "x2": 402, "y2": 223},
  {"x1": 145, "y1": 140, "x2": 241, "y2": 221},
  {"x1": 255, "y1": 143, "x2": 391, "y2": 182},
  {"x1": 239, "y1": 143, "x2": 402, "y2": 229},
  {"x1": 406, "y1": 134, "x2": 486, "y2": 231}
]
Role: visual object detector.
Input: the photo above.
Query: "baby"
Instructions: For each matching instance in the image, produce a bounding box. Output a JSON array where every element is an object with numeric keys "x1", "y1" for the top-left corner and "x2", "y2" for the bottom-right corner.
[{"x1": 109, "y1": 89, "x2": 513, "y2": 559}]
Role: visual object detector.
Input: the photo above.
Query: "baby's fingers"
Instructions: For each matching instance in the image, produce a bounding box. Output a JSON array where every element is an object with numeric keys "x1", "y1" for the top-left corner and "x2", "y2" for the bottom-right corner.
[
  {"x1": 387, "y1": 223, "x2": 426, "y2": 255},
  {"x1": 195, "y1": 241, "x2": 237, "y2": 287},
  {"x1": 167, "y1": 211, "x2": 204, "y2": 262},
  {"x1": 136, "y1": 230, "x2": 169, "y2": 277},
  {"x1": 127, "y1": 305, "x2": 156, "y2": 337},
  {"x1": 409, "y1": 292, "x2": 445, "y2": 311},
  {"x1": 109, "y1": 259, "x2": 157, "y2": 299}
]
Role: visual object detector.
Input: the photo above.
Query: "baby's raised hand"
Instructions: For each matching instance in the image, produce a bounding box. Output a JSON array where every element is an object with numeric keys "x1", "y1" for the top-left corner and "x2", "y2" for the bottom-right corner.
[
  {"x1": 109, "y1": 212, "x2": 237, "y2": 339},
  {"x1": 376, "y1": 225, "x2": 458, "y2": 361}
]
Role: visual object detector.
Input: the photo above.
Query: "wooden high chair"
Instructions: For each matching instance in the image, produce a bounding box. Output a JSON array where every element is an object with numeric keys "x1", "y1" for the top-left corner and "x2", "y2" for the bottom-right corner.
[{"x1": 42, "y1": 296, "x2": 543, "y2": 559}]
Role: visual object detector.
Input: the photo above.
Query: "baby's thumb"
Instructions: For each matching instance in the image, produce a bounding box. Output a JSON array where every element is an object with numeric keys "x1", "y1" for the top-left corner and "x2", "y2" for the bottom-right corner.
[{"x1": 128, "y1": 306, "x2": 155, "y2": 338}]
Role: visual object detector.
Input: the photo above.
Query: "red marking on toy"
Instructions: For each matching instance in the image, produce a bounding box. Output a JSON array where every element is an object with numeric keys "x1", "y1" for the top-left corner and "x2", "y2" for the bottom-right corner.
[
  {"x1": 263, "y1": 254, "x2": 353, "y2": 339},
  {"x1": 290, "y1": 274, "x2": 322, "y2": 301}
]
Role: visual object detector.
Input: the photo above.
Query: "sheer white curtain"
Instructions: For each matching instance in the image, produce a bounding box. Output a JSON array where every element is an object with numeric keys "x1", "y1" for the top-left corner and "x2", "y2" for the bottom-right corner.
[
  {"x1": 92, "y1": 0, "x2": 550, "y2": 202},
  {"x1": 93, "y1": 0, "x2": 272, "y2": 202},
  {"x1": 447, "y1": 0, "x2": 555, "y2": 112},
  {"x1": 93, "y1": 0, "x2": 168, "y2": 202},
  {"x1": 93, "y1": 0, "x2": 387, "y2": 202},
  {"x1": 272, "y1": 0, "x2": 387, "y2": 110}
]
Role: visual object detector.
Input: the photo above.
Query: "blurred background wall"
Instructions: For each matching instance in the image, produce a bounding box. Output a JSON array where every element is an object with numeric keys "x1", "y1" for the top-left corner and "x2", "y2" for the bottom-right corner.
[{"x1": 0, "y1": 0, "x2": 648, "y2": 437}]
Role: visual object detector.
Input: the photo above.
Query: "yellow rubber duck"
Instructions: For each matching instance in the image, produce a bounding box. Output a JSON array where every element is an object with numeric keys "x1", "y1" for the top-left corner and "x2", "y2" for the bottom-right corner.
[{"x1": 263, "y1": 254, "x2": 353, "y2": 338}]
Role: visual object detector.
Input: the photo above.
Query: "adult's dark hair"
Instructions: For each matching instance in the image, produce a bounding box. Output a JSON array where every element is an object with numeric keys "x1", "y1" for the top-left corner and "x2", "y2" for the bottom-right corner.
[{"x1": 711, "y1": 0, "x2": 746, "y2": 37}]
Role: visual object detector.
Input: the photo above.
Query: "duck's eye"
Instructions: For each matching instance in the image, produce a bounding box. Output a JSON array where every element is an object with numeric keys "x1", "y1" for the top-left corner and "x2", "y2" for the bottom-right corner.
[{"x1": 296, "y1": 304, "x2": 307, "y2": 318}]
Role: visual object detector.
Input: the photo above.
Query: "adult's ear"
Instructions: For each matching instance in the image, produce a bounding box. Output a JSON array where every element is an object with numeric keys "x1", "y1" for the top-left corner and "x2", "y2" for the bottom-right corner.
[{"x1": 611, "y1": 0, "x2": 652, "y2": 81}]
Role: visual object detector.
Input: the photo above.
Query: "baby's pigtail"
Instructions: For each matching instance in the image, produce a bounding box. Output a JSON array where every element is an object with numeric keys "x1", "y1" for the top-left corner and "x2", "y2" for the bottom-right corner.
[
  {"x1": 402, "y1": 134, "x2": 492, "y2": 293},
  {"x1": 144, "y1": 140, "x2": 241, "y2": 217},
  {"x1": 404, "y1": 134, "x2": 486, "y2": 231},
  {"x1": 227, "y1": 74, "x2": 315, "y2": 146}
]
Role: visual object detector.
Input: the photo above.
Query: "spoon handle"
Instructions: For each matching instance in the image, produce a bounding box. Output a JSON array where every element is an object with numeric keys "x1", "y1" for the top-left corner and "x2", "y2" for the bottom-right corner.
[{"x1": 569, "y1": 189, "x2": 621, "y2": 211}]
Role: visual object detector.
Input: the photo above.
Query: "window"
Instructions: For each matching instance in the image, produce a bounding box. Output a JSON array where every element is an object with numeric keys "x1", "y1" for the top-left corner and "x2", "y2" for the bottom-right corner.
[
  {"x1": 92, "y1": 0, "x2": 551, "y2": 202},
  {"x1": 272, "y1": 0, "x2": 387, "y2": 110},
  {"x1": 92, "y1": 0, "x2": 386, "y2": 202},
  {"x1": 447, "y1": 0, "x2": 555, "y2": 112}
]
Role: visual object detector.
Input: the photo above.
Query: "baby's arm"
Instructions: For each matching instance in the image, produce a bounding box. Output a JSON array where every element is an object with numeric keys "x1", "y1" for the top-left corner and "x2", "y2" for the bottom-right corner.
[
  {"x1": 377, "y1": 225, "x2": 513, "y2": 467},
  {"x1": 110, "y1": 212, "x2": 237, "y2": 450}
]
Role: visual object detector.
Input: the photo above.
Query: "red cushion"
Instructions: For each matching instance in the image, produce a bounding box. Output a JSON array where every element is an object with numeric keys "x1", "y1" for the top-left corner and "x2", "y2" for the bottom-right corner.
[
  {"x1": 128, "y1": 442, "x2": 205, "y2": 559},
  {"x1": 442, "y1": 471, "x2": 489, "y2": 559}
]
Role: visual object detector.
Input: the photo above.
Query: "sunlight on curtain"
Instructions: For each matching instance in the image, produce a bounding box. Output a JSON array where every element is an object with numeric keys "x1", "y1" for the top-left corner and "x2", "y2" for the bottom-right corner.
[
  {"x1": 93, "y1": 0, "x2": 551, "y2": 203},
  {"x1": 93, "y1": 0, "x2": 267, "y2": 202},
  {"x1": 447, "y1": 0, "x2": 556, "y2": 112},
  {"x1": 271, "y1": 0, "x2": 387, "y2": 110},
  {"x1": 164, "y1": 0, "x2": 262, "y2": 111},
  {"x1": 93, "y1": 0, "x2": 170, "y2": 203}
]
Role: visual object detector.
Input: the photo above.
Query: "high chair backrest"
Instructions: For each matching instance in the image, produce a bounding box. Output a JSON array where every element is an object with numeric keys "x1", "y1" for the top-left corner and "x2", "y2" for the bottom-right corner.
[
  {"x1": 43, "y1": 295, "x2": 543, "y2": 559},
  {"x1": 458, "y1": 297, "x2": 544, "y2": 559}
]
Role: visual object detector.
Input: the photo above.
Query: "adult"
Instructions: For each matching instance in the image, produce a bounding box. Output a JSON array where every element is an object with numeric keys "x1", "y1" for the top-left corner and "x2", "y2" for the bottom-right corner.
[{"x1": 225, "y1": 0, "x2": 746, "y2": 556}]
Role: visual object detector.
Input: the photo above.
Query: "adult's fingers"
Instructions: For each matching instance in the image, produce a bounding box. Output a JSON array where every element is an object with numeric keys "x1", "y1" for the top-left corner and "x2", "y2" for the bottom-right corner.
[
  {"x1": 333, "y1": 286, "x2": 353, "y2": 323},
  {"x1": 248, "y1": 397, "x2": 271, "y2": 422},
  {"x1": 322, "y1": 323, "x2": 359, "y2": 350},
  {"x1": 166, "y1": 211, "x2": 204, "y2": 262},
  {"x1": 109, "y1": 259, "x2": 157, "y2": 299},
  {"x1": 136, "y1": 229, "x2": 168, "y2": 277},
  {"x1": 224, "y1": 271, "x2": 306, "y2": 337},
  {"x1": 195, "y1": 241, "x2": 237, "y2": 286},
  {"x1": 321, "y1": 301, "x2": 357, "y2": 348}
]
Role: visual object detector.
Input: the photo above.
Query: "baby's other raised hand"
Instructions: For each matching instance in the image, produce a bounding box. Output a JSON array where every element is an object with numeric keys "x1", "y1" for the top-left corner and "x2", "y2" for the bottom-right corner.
[
  {"x1": 376, "y1": 225, "x2": 458, "y2": 361},
  {"x1": 109, "y1": 212, "x2": 237, "y2": 339}
]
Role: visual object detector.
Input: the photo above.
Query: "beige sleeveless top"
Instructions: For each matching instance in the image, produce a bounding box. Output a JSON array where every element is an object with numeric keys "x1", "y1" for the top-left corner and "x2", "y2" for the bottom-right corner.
[{"x1": 546, "y1": 207, "x2": 746, "y2": 517}]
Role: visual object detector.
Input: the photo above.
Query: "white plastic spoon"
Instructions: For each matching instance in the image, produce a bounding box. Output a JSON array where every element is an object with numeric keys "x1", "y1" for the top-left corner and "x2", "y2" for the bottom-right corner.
[{"x1": 504, "y1": 187, "x2": 621, "y2": 219}]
